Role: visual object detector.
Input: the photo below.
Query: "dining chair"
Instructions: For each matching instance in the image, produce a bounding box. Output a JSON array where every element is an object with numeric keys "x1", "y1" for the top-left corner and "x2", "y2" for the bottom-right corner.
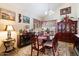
[
  {"x1": 31, "y1": 35, "x2": 45, "y2": 56},
  {"x1": 44, "y1": 35, "x2": 59, "y2": 56}
]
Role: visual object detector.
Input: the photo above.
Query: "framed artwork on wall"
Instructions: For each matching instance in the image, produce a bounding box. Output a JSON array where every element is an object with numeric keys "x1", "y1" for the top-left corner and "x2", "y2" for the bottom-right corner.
[
  {"x1": 60, "y1": 7, "x2": 71, "y2": 15},
  {"x1": 23, "y1": 16, "x2": 30, "y2": 23},
  {"x1": 0, "y1": 8, "x2": 15, "y2": 21},
  {"x1": 18, "y1": 14, "x2": 22, "y2": 23}
]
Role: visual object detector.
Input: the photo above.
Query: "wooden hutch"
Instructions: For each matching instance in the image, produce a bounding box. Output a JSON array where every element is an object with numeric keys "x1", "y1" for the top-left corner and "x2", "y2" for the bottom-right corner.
[{"x1": 56, "y1": 16, "x2": 77, "y2": 43}]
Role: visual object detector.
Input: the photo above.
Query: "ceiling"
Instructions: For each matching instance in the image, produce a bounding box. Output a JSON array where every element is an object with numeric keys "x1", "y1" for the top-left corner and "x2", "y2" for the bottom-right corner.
[{"x1": 0, "y1": 3, "x2": 63, "y2": 20}]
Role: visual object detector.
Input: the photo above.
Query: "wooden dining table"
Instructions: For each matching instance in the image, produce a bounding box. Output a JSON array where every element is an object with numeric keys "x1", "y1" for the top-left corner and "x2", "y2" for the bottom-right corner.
[
  {"x1": 38, "y1": 36, "x2": 47, "y2": 40},
  {"x1": 38, "y1": 36, "x2": 47, "y2": 44}
]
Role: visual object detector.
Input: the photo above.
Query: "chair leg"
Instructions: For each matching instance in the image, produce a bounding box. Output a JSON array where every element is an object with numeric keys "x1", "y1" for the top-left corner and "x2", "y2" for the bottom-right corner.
[
  {"x1": 43, "y1": 47, "x2": 45, "y2": 54},
  {"x1": 52, "y1": 48, "x2": 55, "y2": 56},
  {"x1": 31, "y1": 48, "x2": 33, "y2": 56},
  {"x1": 37, "y1": 51, "x2": 39, "y2": 56}
]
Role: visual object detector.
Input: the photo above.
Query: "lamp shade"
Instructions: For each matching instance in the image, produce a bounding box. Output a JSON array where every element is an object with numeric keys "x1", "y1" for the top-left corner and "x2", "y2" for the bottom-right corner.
[{"x1": 5, "y1": 25, "x2": 14, "y2": 31}]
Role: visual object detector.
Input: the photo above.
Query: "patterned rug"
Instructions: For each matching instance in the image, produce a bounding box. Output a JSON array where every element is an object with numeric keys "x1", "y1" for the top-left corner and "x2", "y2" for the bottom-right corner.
[{"x1": 0, "y1": 41, "x2": 76, "y2": 56}]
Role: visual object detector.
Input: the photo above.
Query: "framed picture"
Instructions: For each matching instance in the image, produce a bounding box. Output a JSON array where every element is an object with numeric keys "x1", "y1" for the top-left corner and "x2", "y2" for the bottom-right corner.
[
  {"x1": 0, "y1": 8, "x2": 15, "y2": 21},
  {"x1": 60, "y1": 7, "x2": 71, "y2": 15},
  {"x1": 18, "y1": 14, "x2": 22, "y2": 23},
  {"x1": 23, "y1": 16, "x2": 30, "y2": 23}
]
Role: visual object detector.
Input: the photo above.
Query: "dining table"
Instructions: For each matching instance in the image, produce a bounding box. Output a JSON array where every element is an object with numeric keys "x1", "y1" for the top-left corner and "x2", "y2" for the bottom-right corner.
[
  {"x1": 38, "y1": 36, "x2": 47, "y2": 44},
  {"x1": 38, "y1": 36, "x2": 47, "y2": 40}
]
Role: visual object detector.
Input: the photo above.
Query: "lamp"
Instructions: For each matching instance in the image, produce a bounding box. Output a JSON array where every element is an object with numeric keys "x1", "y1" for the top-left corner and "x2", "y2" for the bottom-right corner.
[{"x1": 5, "y1": 25, "x2": 14, "y2": 40}]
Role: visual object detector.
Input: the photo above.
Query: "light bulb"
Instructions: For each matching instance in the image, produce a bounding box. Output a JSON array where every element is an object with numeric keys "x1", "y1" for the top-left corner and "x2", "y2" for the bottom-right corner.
[{"x1": 45, "y1": 11, "x2": 48, "y2": 15}]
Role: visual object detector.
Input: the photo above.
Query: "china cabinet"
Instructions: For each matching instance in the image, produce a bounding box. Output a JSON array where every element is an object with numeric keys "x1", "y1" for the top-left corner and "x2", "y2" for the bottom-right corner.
[
  {"x1": 57, "y1": 16, "x2": 77, "y2": 34},
  {"x1": 56, "y1": 16, "x2": 77, "y2": 43}
]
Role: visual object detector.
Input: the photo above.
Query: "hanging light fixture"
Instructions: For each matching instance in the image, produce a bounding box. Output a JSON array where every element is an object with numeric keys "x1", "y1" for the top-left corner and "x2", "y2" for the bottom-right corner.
[
  {"x1": 44, "y1": 10, "x2": 54, "y2": 16},
  {"x1": 49, "y1": 10, "x2": 54, "y2": 15},
  {"x1": 45, "y1": 11, "x2": 48, "y2": 15}
]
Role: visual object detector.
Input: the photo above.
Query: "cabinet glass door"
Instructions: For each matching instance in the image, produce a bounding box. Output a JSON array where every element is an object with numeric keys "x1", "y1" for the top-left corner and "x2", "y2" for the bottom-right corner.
[
  {"x1": 62, "y1": 23, "x2": 65, "y2": 32},
  {"x1": 66, "y1": 24, "x2": 70, "y2": 32}
]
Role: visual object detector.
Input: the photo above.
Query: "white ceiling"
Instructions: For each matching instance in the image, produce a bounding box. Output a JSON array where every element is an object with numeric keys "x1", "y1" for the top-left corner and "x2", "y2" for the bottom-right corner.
[{"x1": 0, "y1": 3, "x2": 63, "y2": 20}]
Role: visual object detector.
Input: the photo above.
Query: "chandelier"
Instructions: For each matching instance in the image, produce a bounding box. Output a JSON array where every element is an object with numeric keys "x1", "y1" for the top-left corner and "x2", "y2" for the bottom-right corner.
[{"x1": 44, "y1": 10, "x2": 54, "y2": 16}]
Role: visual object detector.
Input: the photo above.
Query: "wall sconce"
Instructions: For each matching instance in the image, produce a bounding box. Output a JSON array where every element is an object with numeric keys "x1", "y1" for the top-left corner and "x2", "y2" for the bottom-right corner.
[{"x1": 5, "y1": 25, "x2": 14, "y2": 40}]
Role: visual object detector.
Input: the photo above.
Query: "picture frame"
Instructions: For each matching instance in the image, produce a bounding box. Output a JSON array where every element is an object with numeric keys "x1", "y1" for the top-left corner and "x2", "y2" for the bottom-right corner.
[
  {"x1": 18, "y1": 14, "x2": 22, "y2": 23},
  {"x1": 60, "y1": 7, "x2": 71, "y2": 15},
  {"x1": 0, "y1": 8, "x2": 15, "y2": 21},
  {"x1": 23, "y1": 16, "x2": 30, "y2": 23}
]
